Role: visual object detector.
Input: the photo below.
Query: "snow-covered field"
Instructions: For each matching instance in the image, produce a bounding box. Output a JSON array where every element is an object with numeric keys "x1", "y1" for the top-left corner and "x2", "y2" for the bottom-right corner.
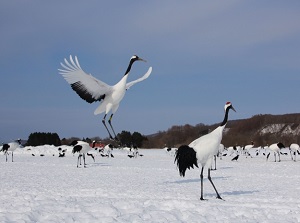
[{"x1": 1, "y1": 146, "x2": 300, "y2": 223}]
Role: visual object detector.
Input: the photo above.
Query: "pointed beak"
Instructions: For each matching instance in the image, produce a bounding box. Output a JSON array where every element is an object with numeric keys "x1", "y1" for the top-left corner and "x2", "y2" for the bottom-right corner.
[
  {"x1": 231, "y1": 106, "x2": 236, "y2": 112},
  {"x1": 138, "y1": 57, "x2": 147, "y2": 62}
]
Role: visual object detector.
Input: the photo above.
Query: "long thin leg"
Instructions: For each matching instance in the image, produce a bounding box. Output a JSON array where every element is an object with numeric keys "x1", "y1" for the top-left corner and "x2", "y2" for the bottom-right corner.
[
  {"x1": 208, "y1": 168, "x2": 223, "y2": 200},
  {"x1": 102, "y1": 114, "x2": 114, "y2": 139},
  {"x1": 5, "y1": 152, "x2": 8, "y2": 162},
  {"x1": 290, "y1": 150, "x2": 294, "y2": 161},
  {"x1": 12, "y1": 152, "x2": 14, "y2": 162},
  {"x1": 83, "y1": 154, "x2": 86, "y2": 168},
  {"x1": 77, "y1": 155, "x2": 81, "y2": 168},
  {"x1": 108, "y1": 114, "x2": 118, "y2": 140},
  {"x1": 200, "y1": 167, "x2": 205, "y2": 200},
  {"x1": 214, "y1": 155, "x2": 217, "y2": 170},
  {"x1": 211, "y1": 155, "x2": 217, "y2": 170}
]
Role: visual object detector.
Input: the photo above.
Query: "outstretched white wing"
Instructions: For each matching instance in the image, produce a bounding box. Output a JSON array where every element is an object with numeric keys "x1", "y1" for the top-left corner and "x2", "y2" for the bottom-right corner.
[
  {"x1": 58, "y1": 55, "x2": 112, "y2": 103},
  {"x1": 126, "y1": 67, "x2": 152, "y2": 90}
]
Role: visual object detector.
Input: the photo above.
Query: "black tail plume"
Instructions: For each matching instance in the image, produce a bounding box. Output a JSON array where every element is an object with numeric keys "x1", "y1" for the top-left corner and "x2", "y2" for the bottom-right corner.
[
  {"x1": 1, "y1": 144, "x2": 9, "y2": 153},
  {"x1": 174, "y1": 145, "x2": 198, "y2": 177}
]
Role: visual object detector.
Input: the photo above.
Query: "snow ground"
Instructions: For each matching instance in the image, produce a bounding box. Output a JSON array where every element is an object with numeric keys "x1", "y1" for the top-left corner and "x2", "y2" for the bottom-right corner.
[{"x1": 0, "y1": 146, "x2": 300, "y2": 223}]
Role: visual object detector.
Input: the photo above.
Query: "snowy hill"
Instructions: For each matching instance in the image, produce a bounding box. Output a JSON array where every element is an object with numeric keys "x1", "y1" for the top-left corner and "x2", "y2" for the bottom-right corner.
[
  {"x1": 259, "y1": 123, "x2": 300, "y2": 136},
  {"x1": 146, "y1": 113, "x2": 300, "y2": 148}
]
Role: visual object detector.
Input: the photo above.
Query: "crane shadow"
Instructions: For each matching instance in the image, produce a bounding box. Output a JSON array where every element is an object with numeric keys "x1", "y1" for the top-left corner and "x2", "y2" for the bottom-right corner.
[
  {"x1": 206, "y1": 190, "x2": 259, "y2": 197},
  {"x1": 166, "y1": 176, "x2": 229, "y2": 184},
  {"x1": 87, "y1": 162, "x2": 111, "y2": 168},
  {"x1": 218, "y1": 166, "x2": 234, "y2": 170},
  {"x1": 167, "y1": 178, "x2": 200, "y2": 184}
]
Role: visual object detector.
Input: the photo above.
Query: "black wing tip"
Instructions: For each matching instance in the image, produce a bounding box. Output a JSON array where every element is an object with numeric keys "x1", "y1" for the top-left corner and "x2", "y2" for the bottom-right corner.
[
  {"x1": 174, "y1": 145, "x2": 198, "y2": 177},
  {"x1": 70, "y1": 82, "x2": 105, "y2": 104}
]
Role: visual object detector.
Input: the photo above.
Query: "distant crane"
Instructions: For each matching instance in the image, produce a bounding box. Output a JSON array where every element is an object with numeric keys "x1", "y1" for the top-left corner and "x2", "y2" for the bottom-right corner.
[
  {"x1": 266, "y1": 143, "x2": 285, "y2": 162},
  {"x1": 289, "y1": 143, "x2": 300, "y2": 161},
  {"x1": 71, "y1": 140, "x2": 96, "y2": 168},
  {"x1": 59, "y1": 55, "x2": 152, "y2": 140},
  {"x1": 212, "y1": 143, "x2": 225, "y2": 170},
  {"x1": 243, "y1": 141, "x2": 254, "y2": 158},
  {"x1": 175, "y1": 102, "x2": 236, "y2": 200},
  {"x1": 1, "y1": 139, "x2": 22, "y2": 162}
]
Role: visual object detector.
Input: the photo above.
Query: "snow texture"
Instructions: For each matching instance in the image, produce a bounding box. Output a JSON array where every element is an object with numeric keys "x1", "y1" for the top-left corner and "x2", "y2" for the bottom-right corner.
[
  {"x1": 0, "y1": 146, "x2": 300, "y2": 223},
  {"x1": 259, "y1": 123, "x2": 300, "y2": 136}
]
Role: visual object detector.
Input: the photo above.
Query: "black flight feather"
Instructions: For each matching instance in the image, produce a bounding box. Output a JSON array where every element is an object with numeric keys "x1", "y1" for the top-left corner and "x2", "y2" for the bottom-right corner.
[{"x1": 71, "y1": 82, "x2": 105, "y2": 104}]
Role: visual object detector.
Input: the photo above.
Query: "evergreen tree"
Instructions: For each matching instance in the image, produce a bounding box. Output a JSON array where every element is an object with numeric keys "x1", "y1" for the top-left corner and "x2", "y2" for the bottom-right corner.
[{"x1": 27, "y1": 132, "x2": 61, "y2": 146}]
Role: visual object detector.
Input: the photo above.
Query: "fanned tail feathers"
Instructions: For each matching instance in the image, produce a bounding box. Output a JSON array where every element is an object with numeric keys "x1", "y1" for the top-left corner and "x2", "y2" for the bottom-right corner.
[{"x1": 174, "y1": 145, "x2": 198, "y2": 177}]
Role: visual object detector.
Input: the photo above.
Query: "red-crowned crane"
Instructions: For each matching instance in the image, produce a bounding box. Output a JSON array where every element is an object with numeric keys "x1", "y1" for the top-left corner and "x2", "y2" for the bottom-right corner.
[
  {"x1": 175, "y1": 102, "x2": 236, "y2": 200},
  {"x1": 1, "y1": 139, "x2": 22, "y2": 162},
  {"x1": 266, "y1": 143, "x2": 285, "y2": 162},
  {"x1": 289, "y1": 143, "x2": 300, "y2": 161},
  {"x1": 243, "y1": 141, "x2": 254, "y2": 158},
  {"x1": 59, "y1": 55, "x2": 152, "y2": 140},
  {"x1": 71, "y1": 140, "x2": 96, "y2": 168}
]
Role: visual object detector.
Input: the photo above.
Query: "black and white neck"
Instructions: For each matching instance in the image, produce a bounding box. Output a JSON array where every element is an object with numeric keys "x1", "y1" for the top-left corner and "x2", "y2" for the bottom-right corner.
[
  {"x1": 123, "y1": 55, "x2": 145, "y2": 76},
  {"x1": 220, "y1": 102, "x2": 236, "y2": 127}
]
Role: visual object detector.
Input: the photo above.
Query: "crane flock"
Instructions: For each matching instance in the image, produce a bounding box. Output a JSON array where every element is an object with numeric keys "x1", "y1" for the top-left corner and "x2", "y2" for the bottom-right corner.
[{"x1": 2, "y1": 54, "x2": 299, "y2": 203}]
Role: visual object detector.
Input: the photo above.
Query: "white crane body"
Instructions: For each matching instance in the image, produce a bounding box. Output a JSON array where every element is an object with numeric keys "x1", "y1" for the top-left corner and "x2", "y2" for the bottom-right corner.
[
  {"x1": 59, "y1": 55, "x2": 152, "y2": 139},
  {"x1": 175, "y1": 102, "x2": 236, "y2": 200}
]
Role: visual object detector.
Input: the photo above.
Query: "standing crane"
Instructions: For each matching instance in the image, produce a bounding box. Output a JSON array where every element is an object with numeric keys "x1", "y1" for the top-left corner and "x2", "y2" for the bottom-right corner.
[
  {"x1": 71, "y1": 140, "x2": 96, "y2": 168},
  {"x1": 175, "y1": 102, "x2": 236, "y2": 200},
  {"x1": 1, "y1": 139, "x2": 22, "y2": 162}
]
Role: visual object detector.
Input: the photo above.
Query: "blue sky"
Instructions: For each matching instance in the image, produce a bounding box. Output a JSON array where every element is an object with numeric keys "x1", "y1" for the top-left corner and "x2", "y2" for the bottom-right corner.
[{"x1": 1, "y1": 1, "x2": 300, "y2": 142}]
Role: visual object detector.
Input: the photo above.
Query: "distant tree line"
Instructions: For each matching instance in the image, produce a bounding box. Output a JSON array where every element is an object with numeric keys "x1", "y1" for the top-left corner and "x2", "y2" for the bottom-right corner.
[
  {"x1": 25, "y1": 131, "x2": 147, "y2": 148},
  {"x1": 59, "y1": 132, "x2": 147, "y2": 148},
  {"x1": 26, "y1": 132, "x2": 61, "y2": 146},
  {"x1": 117, "y1": 131, "x2": 147, "y2": 148},
  {"x1": 143, "y1": 123, "x2": 210, "y2": 148},
  {"x1": 25, "y1": 113, "x2": 300, "y2": 148}
]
